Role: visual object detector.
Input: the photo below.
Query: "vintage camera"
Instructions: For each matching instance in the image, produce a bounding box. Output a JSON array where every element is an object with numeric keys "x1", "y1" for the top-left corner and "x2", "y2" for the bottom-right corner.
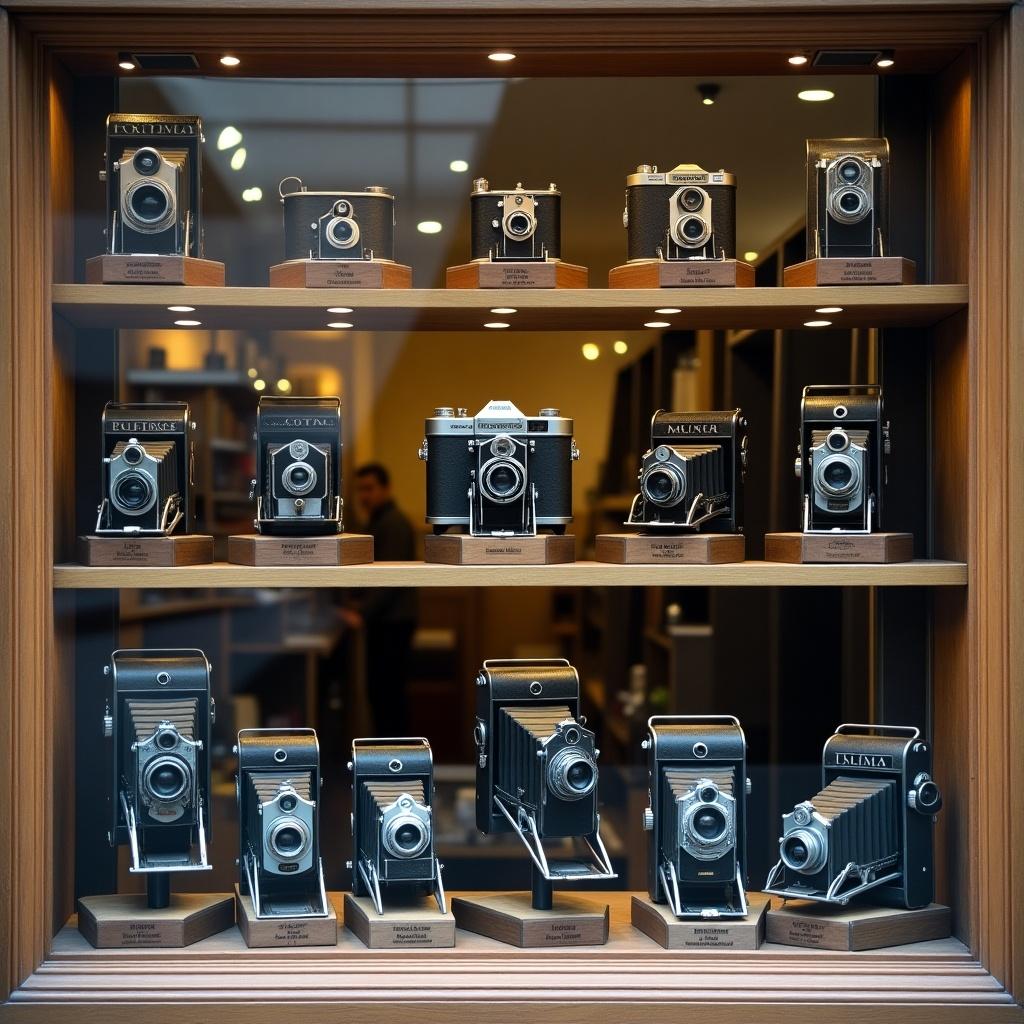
[
  {"x1": 102, "y1": 114, "x2": 203, "y2": 257},
  {"x1": 279, "y1": 177, "x2": 396, "y2": 262},
  {"x1": 419, "y1": 400, "x2": 578, "y2": 537},
  {"x1": 643, "y1": 717, "x2": 750, "y2": 919},
  {"x1": 473, "y1": 660, "x2": 615, "y2": 905},
  {"x1": 627, "y1": 409, "x2": 747, "y2": 532},
  {"x1": 765, "y1": 724, "x2": 942, "y2": 908},
  {"x1": 350, "y1": 738, "x2": 446, "y2": 915},
  {"x1": 103, "y1": 649, "x2": 214, "y2": 900},
  {"x1": 470, "y1": 179, "x2": 561, "y2": 262},
  {"x1": 795, "y1": 385, "x2": 889, "y2": 533},
  {"x1": 807, "y1": 138, "x2": 890, "y2": 260},
  {"x1": 252, "y1": 396, "x2": 343, "y2": 536},
  {"x1": 623, "y1": 164, "x2": 737, "y2": 262},
  {"x1": 96, "y1": 401, "x2": 194, "y2": 536},
  {"x1": 237, "y1": 728, "x2": 327, "y2": 919}
]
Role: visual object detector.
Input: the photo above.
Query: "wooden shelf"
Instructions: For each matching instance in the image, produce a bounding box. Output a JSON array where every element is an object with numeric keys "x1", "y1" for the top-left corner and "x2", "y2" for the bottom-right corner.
[
  {"x1": 51, "y1": 284, "x2": 968, "y2": 333},
  {"x1": 52, "y1": 558, "x2": 968, "y2": 589}
]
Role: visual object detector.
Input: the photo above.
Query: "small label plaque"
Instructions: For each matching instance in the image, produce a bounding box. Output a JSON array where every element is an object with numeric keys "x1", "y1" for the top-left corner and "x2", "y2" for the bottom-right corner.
[
  {"x1": 783, "y1": 256, "x2": 916, "y2": 287},
  {"x1": 631, "y1": 893, "x2": 769, "y2": 950},
  {"x1": 445, "y1": 260, "x2": 588, "y2": 289},
  {"x1": 268, "y1": 259, "x2": 413, "y2": 288},
  {"x1": 423, "y1": 533, "x2": 575, "y2": 565},
  {"x1": 344, "y1": 893, "x2": 455, "y2": 949},
  {"x1": 77, "y1": 893, "x2": 235, "y2": 949},
  {"x1": 228, "y1": 533, "x2": 374, "y2": 566},
  {"x1": 595, "y1": 532, "x2": 745, "y2": 565},
  {"x1": 764, "y1": 532, "x2": 913, "y2": 564},
  {"x1": 609, "y1": 259, "x2": 754, "y2": 289},
  {"x1": 85, "y1": 254, "x2": 226, "y2": 286},
  {"x1": 78, "y1": 534, "x2": 214, "y2": 567},
  {"x1": 766, "y1": 901, "x2": 950, "y2": 951}
]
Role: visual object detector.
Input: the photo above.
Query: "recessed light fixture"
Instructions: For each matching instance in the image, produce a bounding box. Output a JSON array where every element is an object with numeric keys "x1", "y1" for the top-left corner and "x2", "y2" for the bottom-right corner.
[
  {"x1": 173, "y1": 319, "x2": 202, "y2": 327},
  {"x1": 743, "y1": 250, "x2": 759, "y2": 262},
  {"x1": 327, "y1": 322, "x2": 353, "y2": 329},
  {"x1": 276, "y1": 378, "x2": 291, "y2": 393},
  {"x1": 877, "y1": 57, "x2": 895, "y2": 68},
  {"x1": 698, "y1": 83, "x2": 720, "y2": 106},
  {"x1": 654, "y1": 307, "x2": 682, "y2": 315},
  {"x1": 220, "y1": 55, "x2": 241, "y2": 67},
  {"x1": 326, "y1": 307, "x2": 353, "y2": 314},
  {"x1": 582, "y1": 343, "x2": 601, "y2": 361},
  {"x1": 815, "y1": 306, "x2": 844, "y2": 314},
  {"x1": 644, "y1": 320, "x2": 672, "y2": 329},
  {"x1": 118, "y1": 53, "x2": 137, "y2": 71},
  {"x1": 490, "y1": 307, "x2": 517, "y2": 315},
  {"x1": 167, "y1": 305, "x2": 195, "y2": 313},
  {"x1": 484, "y1": 322, "x2": 510, "y2": 329},
  {"x1": 449, "y1": 159, "x2": 469, "y2": 173},
  {"x1": 230, "y1": 147, "x2": 247, "y2": 171},
  {"x1": 253, "y1": 378, "x2": 266, "y2": 392},
  {"x1": 417, "y1": 220, "x2": 443, "y2": 234},
  {"x1": 788, "y1": 55, "x2": 809, "y2": 66},
  {"x1": 798, "y1": 88, "x2": 835, "y2": 102},
  {"x1": 613, "y1": 340, "x2": 629, "y2": 355},
  {"x1": 217, "y1": 126, "x2": 242, "y2": 150},
  {"x1": 488, "y1": 51, "x2": 516, "y2": 63},
  {"x1": 803, "y1": 319, "x2": 832, "y2": 328},
  {"x1": 241, "y1": 187, "x2": 262, "y2": 202}
]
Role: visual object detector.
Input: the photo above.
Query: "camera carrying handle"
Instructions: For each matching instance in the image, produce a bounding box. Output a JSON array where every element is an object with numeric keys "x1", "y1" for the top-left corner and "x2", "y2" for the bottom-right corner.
[{"x1": 834, "y1": 723, "x2": 920, "y2": 740}]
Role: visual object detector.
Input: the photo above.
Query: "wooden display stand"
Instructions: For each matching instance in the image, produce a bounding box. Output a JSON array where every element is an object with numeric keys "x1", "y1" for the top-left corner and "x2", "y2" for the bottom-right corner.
[
  {"x1": 423, "y1": 533, "x2": 574, "y2": 565},
  {"x1": 78, "y1": 534, "x2": 214, "y2": 567},
  {"x1": 595, "y1": 532, "x2": 745, "y2": 565},
  {"x1": 77, "y1": 893, "x2": 235, "y2": 949},
  {"x1": 228, "y1": 533, "x2": 373, "y2": 566},
  {"x1": 451, "y1": 892, "x2": 609, "y2": 948},
  {"x1": 268, "y1": 259, "x2": 413, "y2": 288},
  {"x1": 446, "y1": 260, "x2": 588, "y2": 289},
  {"x1": 783, "y1": 257, "x2": 916, "y2": 287},
  {"x1": 608, "y1": 258, "x2": 754, "y2": 288},
  {"x1": 766, "y1": 900, "x2": 951, "y2": 952},
  {"x1": 85, "y1": 254, "x2": 226, "y2": 286},
  {"x1": 343, "y1": 893, "x2": 455, "y2": 949},
  {"x1": 235, "y1": 886, "x2": 338, "y2": 948},
  {"x1": 765, "y1": 531, "x2": 913, "y2": 564},
  {"x1": 631, "y1": 893, "x2": 770, "y2": 950}
]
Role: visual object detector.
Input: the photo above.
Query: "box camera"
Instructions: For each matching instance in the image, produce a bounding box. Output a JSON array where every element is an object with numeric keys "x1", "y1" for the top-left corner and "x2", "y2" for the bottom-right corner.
[
  {"x1": 627, "y1": 409, "x2": 747, "y2": 532},
  {"x1": 96, "y1": 401, "x2": 194, "y2": 536},
  {"x1": 237, "y1": 728, "x2": 327, "y2": 919},
  {"x1": 252, "y1": 396, "x2": 343, "y2": 536},
  {"x1": 807, "y1": 138, "x2": 890, "y2": 260},
  {"x1": 102, "y1": 114, "x2": 204, "y2": 257},
  {"x1": 473, "y1": 659, "x2": 616, "y2": 893},
  {"x1": 470, "y1": 179, "x2": 561, "y2": 263},
  {"x1": 623, "y1": 164, "x2": 737, "y2": 262},
  {"x1": 643, "y1": 716, "x2": 750, "y2": 919},
  {"x1": 419, "y1": 400, "x2": 578, "y2": 537},
  {"x1": 795, "y1": 385, "x2": 889, "y2": 533},
  {"x1": 103, "y1": 649, "x2": 214, "y2": 877},
  {"x1": 350, "y1": 738, "x2": 446, "y2": 915},
  {"x1": 765, "y1": 724, "x2": 942, "y2": 908},
  {"x1": 279, "y1": 177, "x2": 396, "y2": 262}
]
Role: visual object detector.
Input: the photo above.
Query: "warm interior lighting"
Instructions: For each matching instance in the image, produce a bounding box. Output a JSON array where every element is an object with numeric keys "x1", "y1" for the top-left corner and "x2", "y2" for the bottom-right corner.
[
  {"x1": 644, "y1": 321, "x2": 671, "y2": 329},
  {"x1": 449, "y1": 159, "x2": 469, "y2": 173},
  {"x1": 698, "y1": 83, "x2": 720, "y2": 106},
  {"x1": 276, "y1": 379, "x2": 292, "y2": 393},
  {"x1": 326, "y1": 307, "x2": 353, "y2": 314},
  {"x1": 488, "y1": 52, "x2": 516, "y2": 63},
  {"x1": 417, "y1": 220, "x2": 443, "y2": 234},
  {"x1": 743, "y1": 251, "x2": 759, "y2": 262},
  {"x1": 173, "y1": 319, "x2": 201, "y2": 327},
  {"x1": 581, "y1": 343, "x2": 601, "y2": 361},
  {"x1": 490, "y1": 307, "x2": 517, "y2": 315},
  {"x1": 327, "y1": 322, "x2": 353, "y2": 329},
  {"x1": 167, "y1": 305, "x2": 195, "y2": 313},
  {"x1": 803, "y1": 319, "x2": 833, "y2": 328},
  {"x1": 613, "y1": 340, "x2": 629, "y2": 355},
  {"x1": 220, "y1": 55, "x2": 241, "y2": 67},
  {"x1": 876, "y1": 57, "x2": 895, "y2": 68},
  {"x1": 815, "y1": 306, "x2": 844, "y2": 314},
  {"x1": 230, "y1": 148, "x2": 247, "y2": 171},
  {"x1": 788, "y1": 55, "x2": 809, "y2": 66},
  {"x1": 484, "y1": 322, "x2": 510, "y2": 329},
  {"x1": 246, "y1": 367, "x2": 259, "y2": 379},
  {"x1": 242, "y1": 187, "x2": 262, "y2": 202},
  {"x1": 654, "y1": 308, "x2": 682, "y2": 315},
  {"x1": 253, "y1": 378, "x2": 266, "y2": 392},
  {"x1": 217, "y1": 126, "x2": 242, "y2": 150},
  {"x1": 118, "y1": 55, "x2": 137, "y2": 71},
  {"x1": 798, "y1": 89, "x2": 835, "y2": 102}
]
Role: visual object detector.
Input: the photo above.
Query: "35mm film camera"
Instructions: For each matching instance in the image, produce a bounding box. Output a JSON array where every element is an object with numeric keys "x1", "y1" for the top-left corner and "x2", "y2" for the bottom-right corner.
[
  {"x1": 627, "y1": 409, "x2": 747, "y2": 532},
  {"x1": 470, "y1": 179, "x2": 561, "y2": 263},
  {"x1": 765, "y1": 724, "x2": 942, "y2": 909},
  {"x1": 237, "y1": 728, "x2": 328, "y2": 920},
  {"x1": 795, "y1": 385, "x2": 889, "y2": 533},
  {"x1": 420, "y1": 400, "x2": 578, "y2": 537},
  {"x1": 103, "y1": 649, "x2": 214, "y2": 906},
  {"x1": 279, "y1": 177, "x2": 397, "y2": 263},
  {"x1": 643, "y1": 716, "x2": 750, "y2": 919},
  {"x1": 252, "y1": 396, "x2": 343, "y2": 536},
  {"x1": 96, "y1": 401, "x2": 195, "y2": 536},
  {"x1": 350, "y1": 738, "x2": 446, "y2": 915},
  {"x1": 623, "y1": 164, "x2": 737, "y2": 262},
  {"x1": 102, "y1": 114, "x2": 204, "y2": 257}
]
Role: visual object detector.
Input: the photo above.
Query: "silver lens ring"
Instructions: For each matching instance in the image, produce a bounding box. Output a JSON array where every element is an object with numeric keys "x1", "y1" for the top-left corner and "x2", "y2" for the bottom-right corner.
[
  {"x1": 326, "y1": 215, "x2": 360, "y2": 250},
  {"x1": 780, "y1": 827, "x2": 827, "y2": 874},
  {"x1": 828, "y1": 185, "x2": 870, "y2": 224},
  {"x1": 490, "y1": 435, "x2": 516, "y2": 458},
  {"x1": 640, "y1": 460, "x2": 685, "y2": 508},
  {"x1": 814, "y1": 452, "x2": 860, "y2": 498},
  {"x1": 123, "y1": 177, "x2": 175, "y2": 233},
  {"x1": 547, "y1": 746, "x2": 598, "y2": 801},
  {"x1": 502, "y1": 208, "x2": 537, "y2": 241},
  {"x1": 383, "y1": 813, "x2": 430, "y2": 859},
  {"x1": 110, "y1": 470, "x2": 157, "y2": 516},
  {"x1": 143, "y1": 755, "x2": 190, "y2": 803},
  {"x1": 267, "y1": 816, "x2": 311, "y2": 861},
  {"x1": 672, "y1": 214, "x2": 711, "y2": 249},
  {"x1": 282, "y1": 461, "x2": 318, "y2": 497},
  {"x1": 684, "y1": 800, "x2": 729, "y2": 848},
  {"x1": 479, "y1": 456, "x2": 527, "y2": 504}
]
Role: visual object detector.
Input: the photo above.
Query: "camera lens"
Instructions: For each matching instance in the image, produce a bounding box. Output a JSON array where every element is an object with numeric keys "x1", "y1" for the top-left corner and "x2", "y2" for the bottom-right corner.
[
  {"x1": 548, "y1": 747, "x2": 598, "y2": 801},
  {"x1": 383, "y1": 813, "x2": 431, "y2": 858},
  {"x1": 481, "y1": 458, "x2": 526, "y2": 504},
  {"x1": 129, "y1": 183, "x2": 170, "y2": 225},
  {"x1": 132, "y1": 148, "x2": 160, "y2": 176},
  {"x1": 826, "y1": 430, "x2": 848, "y2": 452},
  {"x1": 273, "y1": 826, "x2": 303, "y2": 856},
  {"x1": 642, "y1": 462, "x2": 684, "y2": 508},
  {"x1": 489, "y1": 466, "x2": 517, "y2": 495},
  {"x1": 783, "y1": 835, "x2": 809, "y2": 866},
  {"x1": 269, "y1": 818, "x2": 310, "y2": 860},
  {"x1": 113, "y1": 472, "x2": 154, "y2": 514},
  {"x1": 282, "y1": 461, "x2": 317, "y2": 497},
  {"x1": 144, "y1": 756, "x2": 189, "y2": 802},
  {"x1": 566, "y1": 759, "x2": 595, "y2": 793},
  {"x1": 681, "y1": 217, "x2": 705, "y2": 241},
  {"x1": 780, "y1": 827, "x2": 827, "y2": 874},
  {"x1": 829, "y1": 185, "x2": 869, "y2": 224},
  {"x1": 679, "y1": 188, "x2": 704, "y2": 212},
  {"x1": 279, "y1": 794, "x2": 297, "y2": 812},
  {"x1": 122, "y1": 444, "x2": 144, "y2": 466},
  {"x1": 394, "y1": 822, "x2": 424, "y2": 852},
  {"x1": 823, "y1": 461, "x2": 853, "y2": 489},
  {"x1": 506, "y1": 211, "x2": 532, "y2": 237},
  {"x1": 840, "y1": 191, "x2": 862, "y2": 214},
  {"x1": 326, "y1": 216, "x2": 360, "y2": 250},
  {"x1": 691, "y1": 805, "x2": 727, "y2": 843},
  {"x1": 838, "y1": 159, "x2": 862, "y2": 183},
  {"x1": 334, "y1": 199, "x2": 351, "y2": 217},
  {"x1": 699, "y1": 784, "x2": 718, "y2": 803},
  {"x1": 156, "y1": 729, "x2": 178, "y2": 750}
]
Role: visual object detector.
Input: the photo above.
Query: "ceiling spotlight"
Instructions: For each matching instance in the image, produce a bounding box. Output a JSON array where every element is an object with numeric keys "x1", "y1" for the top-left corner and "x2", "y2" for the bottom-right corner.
[
  {"x1": 788, "y1": 54, "x2": 809, "y2": 66},
  {"x1": 644, "y1": 320, "x2": 672, "y2": 329},
  {"x1": 217, "y1": 126, "x2": 242, "y2": 150},
  {"x1": 488, "y1": 51, "x2": 516, "y2": 63},
  {"x1": 173, "y1": 319, "x2": 202, "y2": 327},
  {"x1": 246, "y1": 367, "x2": 259, "y2": 379},
  {"x1": 581, "y1": 343, "x2": 600, "y2": 361},
  {"x1": 654, "y1": 307, "x2": 682, "y2": 315},
  {"x1": 815, "y1": 306, "x2": 844, "y2": 314},
  {"x1": 798, "y1": 89, "x2": 835, "y2": 102},
  {"x1": 327, "y1": 322, "x2": 353, "y2": 329},
  {"x1": 449, "y1": 159, "x2": 469, "y2": 173},
  {"x1": 230, "y1": 147, "x2": 247, "y2": 171},
  {"x1": 484, "y1": 322, "x2": 510, "y2": 329},
  {"x1": 276, "y1": 378, "x2": 292, "y2": 393},
  {"x1": 253, "y1": 378, "x2": 266, "y2": 392},
  {"x1": 241, "y1": 187, "x2": 263, "y2": 202},
  {"x1": 326, "y1": 307, "x2": 353, "y2": 314},
  {"x1": 490, "y1": 307, "x2": 517, "y2": 315},
  {"x1": 743, "y1": 251, "x2": 759, "y2": 262},
  {"x1": 118, "y1": 53, "x2": 137, "y2": 71},
  {"x1": 613, "y1": 340, "x2": 629, "y2": 355},
  {"x1": 167, "y1": 305, "x2": 195, "y2": 313},
  {"x1": 876, "y1": 55, "x2": 895, "y2": 68},
  {"x1": 803, "y1": 319, "x2": 833, "y2": 328},
  {"x1": 417, "y1": 220, "x2": 443, "y2": 234},
  {"x1": 220, "y1": 55, "x2": 241, "y2": 67},
  {"x1": 698, "y1": 83, "x2": 720, "y2": 106}
]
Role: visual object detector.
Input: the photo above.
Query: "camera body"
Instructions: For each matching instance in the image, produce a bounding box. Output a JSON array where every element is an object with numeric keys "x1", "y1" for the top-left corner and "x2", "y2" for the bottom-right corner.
[
  {"x1": 419, "y1": 400, "x2": 578, "y2": 536},
  {"x1": 252, "y1": 396, "x2": 343, "y2": 536},
  {"x1": 765, "y1": 724, "x2": 942, "y2": 909},
  {"x1": 279, "y1": 178, "x2": 396, "y2": 262},
  {"x1": 470, "y1": 179, "x2": 561, "y2": 262},
  {"x1": 103, "y1": 113, "x2": 203, "y2": 257},
  {"x1": 795, "y1": 385, "x2": 889, "y2": 533},
  {"x1": 643, "y1": 716, "x2": 750, "y2": 918},
  {"x1": 104, "y1": 649, "x2": 214, "y2": 874},
  {"x1": 623, "y1": 164, "x2": 737, "y2": 262},
  {"x1": 97, "y1": 401, "x2": 194, "y2": 536},
  {"x1": 350, "y1": 738, "x2": 445, "y2": 914},
  {"x1": 807, "y1": 138, "x2": 890, "y2": 260},
  {"x1": 237, "y1": 728, "x2": 327, "y2": 919},
  {"x1": 627, "y1": 409, "x2": 747, "y2": 532}
]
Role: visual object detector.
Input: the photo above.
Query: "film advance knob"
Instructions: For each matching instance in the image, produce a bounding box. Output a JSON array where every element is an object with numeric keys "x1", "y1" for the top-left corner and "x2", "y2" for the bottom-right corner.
[
  {"x1": 908, "y1": 773, "x2": 943, "y2": 814},
  {"x1": 642, "y1": 807, "x2": 654, "y2": 831},
  {"x1": 102, "y1": 712, "x2": 113, "y2": 738}
]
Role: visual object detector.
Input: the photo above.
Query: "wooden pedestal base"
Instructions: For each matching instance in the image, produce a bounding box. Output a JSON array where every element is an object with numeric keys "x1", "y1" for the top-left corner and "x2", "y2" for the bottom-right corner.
[
  {"x1": 446, "y1": 260, "x2": 588, "y2": 288},
  {"x1": 228, "y1": 532, "x2": 373, "y2": 566},
  {"x1": 451, "y1": 892, "x2": 609, "y2": 947},
  {"x1": 268, "y1": 259, "x2": 412, "y2": 288},
  {"x1": 764, "y1": 531, "x2": 913, "y2": 564},
  {"x1": 766, "y1": 900, "x2": 951, "y2": 951},
  {"x1": 595, "y1": 532, "x2": 745, "y2": 564},
  {"x1": 343, "y1": 893, "x2": 455, "y2": 948},
  {"x1": 85, "y1": 254, "x2": 226, "y2": 286},
  {"x1": 631, "y1": 893, "x2": 769, "y2": 950},
  {"x1": 78, "y1": 534, "x2": 213, "y2": 567},
  {"x1": 423, "y1": 533, "x2": 575, "y2": 565},
  {"x1": 77, "y1": 893, "x2": 234, "y2": 949},
  {"x1": 235, "y1": 886, "x2": 337, "y2": 948},
  {"x1": 608, "y1": 259, "x2": 754, "y2": 288},
  {"x1": 783, "y1": 256, "x2": 916, "y2": 286}
]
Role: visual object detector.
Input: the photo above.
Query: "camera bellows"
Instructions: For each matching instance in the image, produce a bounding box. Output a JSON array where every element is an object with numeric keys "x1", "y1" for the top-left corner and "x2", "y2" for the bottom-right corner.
[
  {"x1": 497, "y1": 705, "x2": 575, "y2": 809},
  {"x1": 126, "y1": 698, "x2": 197, "y2": 740},
  {"x1": 664, "y1": 766, "x2": 735, "y2": 799},
  {"x1": 249, "y1": 771, "x2": 313, "y2": 803},
  {"x1": 361, "y1": 779, "x2": 427, "y2": 815}
]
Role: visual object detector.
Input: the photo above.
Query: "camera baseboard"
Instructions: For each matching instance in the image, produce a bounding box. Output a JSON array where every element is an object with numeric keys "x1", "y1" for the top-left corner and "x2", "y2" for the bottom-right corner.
[
  {"x1": 608, "y1": 258, "x2": 754, "y2": 288},
  {"x1": 78, "y1": 533, "x2": 214, "y2": 567},
  {"x1": 446, "y1": 260, "x2": 588, "y2": 289},
  {"x1": 452, "y1": 892, "x2": 609, "y2": 948},
  {"x1": 268, "y1": 259, "x2": 413, "y2": 288},
  {"x1": 764, "y1": 531, "x2": 914, "y2": 564},
  {"x1": 85, "y1": 254, "x2": 226, "y2": 286},
  {"x1": 783, "y1": 257, "x2": 916, "y2": 287},
  {"x1": 595, "y1": 532, "x2": 745, "y2": 565},
  {"x1": 631, "y1": 893, "x2": 769, "y2": 950}
]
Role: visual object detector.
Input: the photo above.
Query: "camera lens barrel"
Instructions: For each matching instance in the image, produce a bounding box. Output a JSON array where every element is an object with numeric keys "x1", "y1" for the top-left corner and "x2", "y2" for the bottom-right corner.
[
  {"x1": 143, "y1": 754, "x2": 190, "y2": 803},
  {"x1": 382, "y1": 813, "x2": 430, "y2": 859},
  {"x1": 547, "y1": 746, "x2": 598, "y2": 801},
  {"x1": 780, "y1": 827, "x2": 827, "y2": 874},
  {"x1": 268, "y1": 816, "x2": 311, "y2": 861},
  {"x1": 641, "y1": 459, "x2": 686, "y2": 508},
  {"x1": 282, "y1": 460, "x2": 318, "y2": 496}
]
